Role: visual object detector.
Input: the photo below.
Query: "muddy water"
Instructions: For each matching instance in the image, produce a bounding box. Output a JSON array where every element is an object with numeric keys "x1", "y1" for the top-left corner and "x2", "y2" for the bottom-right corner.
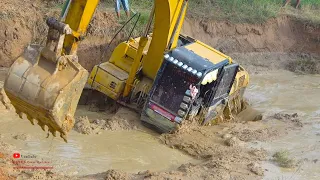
[
  {"x1": 0, "y1": 67, "x2": 198, "y2": 176},
  {"x1": 0, "y1": 109, "x2": 197, "y2": 176},
  {"x1": 245, "y1": 71, "x2": 320, "y2": 180},
  {"x1": 1, "y1": 68, "x2": 320, "y2": 178}
]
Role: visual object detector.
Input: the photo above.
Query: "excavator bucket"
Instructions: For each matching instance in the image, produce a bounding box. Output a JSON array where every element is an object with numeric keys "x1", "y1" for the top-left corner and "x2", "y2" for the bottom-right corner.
[
  {"x1": 3, "y1": 44, "x2": 88, "y2": 142},
  {"x1": 2, "y1": 0, "x2": 99, "y2": 142}
]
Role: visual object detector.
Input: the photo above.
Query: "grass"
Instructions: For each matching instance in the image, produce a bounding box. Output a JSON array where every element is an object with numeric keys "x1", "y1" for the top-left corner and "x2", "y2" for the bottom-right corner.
[
  {"x1": 100, "y1": 0, "x2": 320, "y2": 26},
  {"x1": 189, "y1": 0, "x2": 320, "y2": 25},
  {"x1": 188, "y1": 0, "x2": 282, "y2": 23},
  {"x1": 272, "y1": 150, "x2": 296, "y2": 168},
  {"x1": 99, "y1": 0, "x2": 153, "y2": 37}
]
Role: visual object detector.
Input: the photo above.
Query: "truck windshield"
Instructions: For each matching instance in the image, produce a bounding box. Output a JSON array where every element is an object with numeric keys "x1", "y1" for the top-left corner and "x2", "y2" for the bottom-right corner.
[{"x1": 151, "y1": 63, "x2": 199, "y2": 114}]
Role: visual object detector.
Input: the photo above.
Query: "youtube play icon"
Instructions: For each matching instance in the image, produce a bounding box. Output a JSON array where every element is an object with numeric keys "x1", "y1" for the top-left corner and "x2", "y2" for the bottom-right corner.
[{"x1": 13, "y1": 153, "x2": 20, "y2": 159}]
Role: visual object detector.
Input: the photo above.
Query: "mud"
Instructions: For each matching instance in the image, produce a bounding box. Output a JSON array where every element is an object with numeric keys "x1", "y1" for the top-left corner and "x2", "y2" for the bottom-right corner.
[
  {"x1": 12, "y1": 134, "x2": 31, "y2": 141},
  {"x1": 0, "y1": 61, "x2": 319, "y2": 180},
  {"x1": 0, "y1": 66, "x2": 296, "y2": 180},
  {"x1": 17, "y1": 170, "x2": 73, "y2": 180},
  {"x1": 0, "y1": 97, "x2": 198, "y2": 178},
  {"x1": 74, "y1": 106, "x2": 141, "y2": 133},
  {"x1": 74, "y1": 116, "x2": 102, "y2": 135},
  {"x1": 77, "y1": 68, "x2": 320, "y2": 180},
  {"x1": 272, "y1": 113, "x2": 303, "y2": 127},
  {"x1": 86, "y1": 123, "x2": 271, "y2": 180},
  {"x1": 1, "y1": 0, "x2": 320, "y2": 179},
  {"x1": 245, "y1": 71, "x2": 320, "y2": 180},
  {"x1": 104, "y1": 107, "x2": 141, "y2": 131}
]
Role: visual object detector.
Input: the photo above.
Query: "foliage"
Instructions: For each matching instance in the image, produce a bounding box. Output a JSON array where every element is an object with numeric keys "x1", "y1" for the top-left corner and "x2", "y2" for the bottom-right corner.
[{"x1": 273, "y1": 150, "x2": 296, "y2": 168}]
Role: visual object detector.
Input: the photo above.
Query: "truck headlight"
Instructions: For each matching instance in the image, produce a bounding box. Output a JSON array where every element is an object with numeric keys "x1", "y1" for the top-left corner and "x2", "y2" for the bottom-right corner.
[{"x1": 178, "y1": 110, "x2": 186, "y2": 117}]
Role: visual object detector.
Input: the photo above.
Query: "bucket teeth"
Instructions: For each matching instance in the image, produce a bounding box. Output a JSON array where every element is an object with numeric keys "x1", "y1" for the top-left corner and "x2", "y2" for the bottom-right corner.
[
  {"x1": 52, "y1": 131, "x2": 57, "y2": 137},
  {"x1": 16, "y1": 110, "x2": 23, "y2": 119},
  {"x1": 30, "y1": 119, "x2": 35, "y2": 125},
  {"x1": 37, "y1": 121, "x2": 46, "y2": 132},
  {"x1": 48, "y1": 127, "x2": 57, "y2": 137},
  {"x1": 26, "y1": 115, "x2": 35, "y2": 125},
  {"x1": 60, "y1": 133, "x2": 68, "y2": 143}
]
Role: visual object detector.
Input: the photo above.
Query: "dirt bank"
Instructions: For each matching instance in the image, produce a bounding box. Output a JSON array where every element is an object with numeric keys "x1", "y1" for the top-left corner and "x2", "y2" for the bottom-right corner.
[
  {"x1": 229, "y1": 52, "x2": 320, "y2": 75},
  {"x1": 0, "y1": 0, "x2": 121, "y2": 70},
  {"x1": 183, "y1": 16, "x2": 320, "y2": 55},
  {"x1": 0, "y1": 0, "x2": 58, "y2": 67}
]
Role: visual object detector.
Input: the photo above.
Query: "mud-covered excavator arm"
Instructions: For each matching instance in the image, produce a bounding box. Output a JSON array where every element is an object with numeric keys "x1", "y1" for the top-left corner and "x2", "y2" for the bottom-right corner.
[{"x1": 3, "y1": 0, "x2": 99, "y2": 142}]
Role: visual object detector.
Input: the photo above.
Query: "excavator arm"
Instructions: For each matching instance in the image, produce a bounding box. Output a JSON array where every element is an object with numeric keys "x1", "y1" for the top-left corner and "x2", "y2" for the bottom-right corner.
[
  {"x1": 3, "y1": 0, "x2": 99, "y2": 142},
  {"x1": 4, "y1": 0, "x2": 188, "y2": 142},
  {"x1": 123, "y1": 0, "x2": 189, "y2": 96},
  {"x1": 3, "y1": 0, "x2": 250, "y2": 142}
]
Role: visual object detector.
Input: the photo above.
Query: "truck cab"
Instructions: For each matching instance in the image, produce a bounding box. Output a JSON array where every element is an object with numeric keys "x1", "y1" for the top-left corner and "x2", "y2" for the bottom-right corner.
[{"x1": 141, "y1": 35, "x2": 245, "y2": 133}]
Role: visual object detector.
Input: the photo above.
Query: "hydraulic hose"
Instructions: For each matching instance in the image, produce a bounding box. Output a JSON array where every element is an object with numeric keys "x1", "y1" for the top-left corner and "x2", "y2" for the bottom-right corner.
[{"x1": 60, "y1": 0, "x2": 72, "y2": 21}]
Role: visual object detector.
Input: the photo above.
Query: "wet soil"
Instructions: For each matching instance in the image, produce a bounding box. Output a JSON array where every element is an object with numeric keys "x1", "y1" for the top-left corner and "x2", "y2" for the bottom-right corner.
[
  {"x1": 0, "y1": 58, "x2": 319, "y2": 180},
  {"x1": 245, "y1": 71, "x2": 320, "y2": 180},
  {"x1": 2, "y1": 67, "x2": 318, "y2": 180},
  {"x1": 0, "y1": 105, "x2": 198, "y2": 177},
  {"x1": 0, "y1": 0, "x2": 320, "y2": 179}
]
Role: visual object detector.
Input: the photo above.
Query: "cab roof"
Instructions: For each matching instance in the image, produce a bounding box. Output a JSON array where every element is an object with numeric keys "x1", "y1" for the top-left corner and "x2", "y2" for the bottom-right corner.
[{"x1": 168, "y1": 43, "x2": 229, "y2": 76}]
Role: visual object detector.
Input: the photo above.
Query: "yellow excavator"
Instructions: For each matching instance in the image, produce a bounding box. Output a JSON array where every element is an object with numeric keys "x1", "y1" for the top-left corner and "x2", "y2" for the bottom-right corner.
[{"x1": 3, "y1": 0, "x2": 249, "y2": 142}]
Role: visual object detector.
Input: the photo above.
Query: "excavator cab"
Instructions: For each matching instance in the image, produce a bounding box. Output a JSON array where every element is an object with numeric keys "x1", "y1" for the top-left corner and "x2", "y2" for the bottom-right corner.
[
  {"x1": 3, "y1": 0, "x2": 99, "y2": 142},
  {"x1": 141, "y1": 40, "x2": 247, "y2": 133}
]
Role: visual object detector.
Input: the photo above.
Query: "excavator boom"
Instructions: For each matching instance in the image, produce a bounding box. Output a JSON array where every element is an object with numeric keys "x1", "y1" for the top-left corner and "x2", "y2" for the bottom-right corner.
[
  {"x1": 3, "y1": 0, "x2": 99, "y2": 142},
  {"x1": 3, "y1": 0, "x2": 250, "y2": 142}
]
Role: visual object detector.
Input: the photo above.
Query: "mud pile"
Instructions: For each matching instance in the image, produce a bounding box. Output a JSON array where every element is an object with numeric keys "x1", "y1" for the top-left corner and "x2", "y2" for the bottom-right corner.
[
  {"x1": 228, "y1": 123, "x2": 280, "y2": 142},
  {"x1": 74, "y1": 116, "x2": 102, "y2": 135},
  {"x1": 157, "y1": 126, "x2": 267, "y2": 179},
  {"x1": 74, "y1": 107, "x2": 141, "y2": 134},
  {"x1": 106, "y1": 107, "x2": 141, "y2": 130}
]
